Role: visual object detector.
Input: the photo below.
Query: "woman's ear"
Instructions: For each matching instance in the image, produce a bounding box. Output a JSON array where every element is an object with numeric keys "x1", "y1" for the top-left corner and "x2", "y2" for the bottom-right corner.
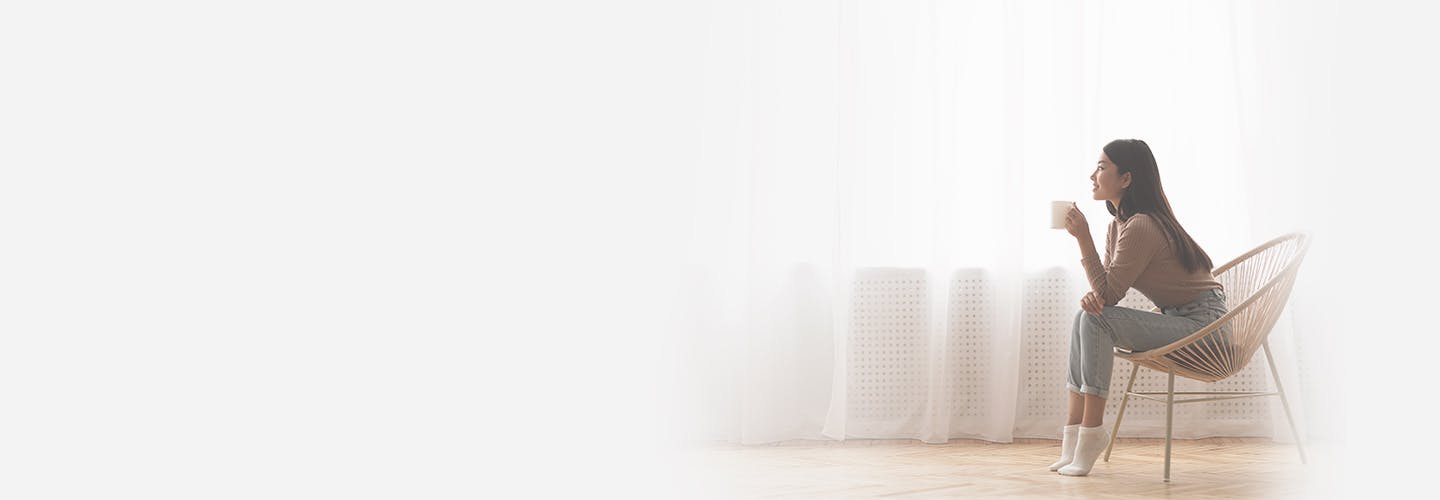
[{"x1": 1120, "y1": 172, "x2": 1132, "y2": 189}]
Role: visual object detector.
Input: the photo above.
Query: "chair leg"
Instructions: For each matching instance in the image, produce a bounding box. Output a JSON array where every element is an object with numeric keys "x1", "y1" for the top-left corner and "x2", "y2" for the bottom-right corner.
[
  {"x1": 1104, "y1": 363, "x2": 1140, "y2": 462},
  {"x1": 1164, "y1": 370, "x2": 1175, "y2": 482},
  {"x1": 1262, "y1": 341, "x2": 1308, "y2": 464}
]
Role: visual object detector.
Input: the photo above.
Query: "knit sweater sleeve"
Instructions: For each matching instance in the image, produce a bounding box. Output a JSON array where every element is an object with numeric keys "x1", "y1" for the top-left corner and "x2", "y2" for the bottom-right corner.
[
  {"x1": 1103, "y1": 221, "x2": 1115, "y2": 268},
  {"x1": 1081, "y1": 215, "x2": 1164, "y2": 305}
]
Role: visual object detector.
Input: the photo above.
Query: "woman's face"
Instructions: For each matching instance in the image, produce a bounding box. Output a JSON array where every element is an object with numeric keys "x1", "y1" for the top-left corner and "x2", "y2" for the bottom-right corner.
[{"x1": 1090, "y1": 153, "x2": 1130, "y2": 203}]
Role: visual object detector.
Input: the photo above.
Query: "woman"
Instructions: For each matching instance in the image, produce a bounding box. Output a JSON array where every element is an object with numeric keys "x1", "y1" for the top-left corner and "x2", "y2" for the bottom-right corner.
[{"x1": 1048, "y1": 139, "x2": 1229, "y2": 477}]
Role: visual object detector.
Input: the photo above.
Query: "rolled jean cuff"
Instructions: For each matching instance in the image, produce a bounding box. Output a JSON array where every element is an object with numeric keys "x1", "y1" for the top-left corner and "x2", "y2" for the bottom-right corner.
[{"x1": 1067, "y1": 382, "x2": 1110, "y2": 399}]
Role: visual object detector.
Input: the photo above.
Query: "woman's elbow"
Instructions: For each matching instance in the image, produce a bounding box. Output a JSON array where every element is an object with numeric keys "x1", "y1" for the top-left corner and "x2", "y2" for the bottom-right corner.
[{"x1": 1101, "y1": 289, "x2": 1125, "y2": 305}]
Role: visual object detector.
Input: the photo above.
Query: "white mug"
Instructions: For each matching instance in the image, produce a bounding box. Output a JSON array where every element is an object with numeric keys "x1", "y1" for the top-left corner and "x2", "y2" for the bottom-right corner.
[{"x1": 1051, "y1": 201, "x2": 1073, "y2": 229}]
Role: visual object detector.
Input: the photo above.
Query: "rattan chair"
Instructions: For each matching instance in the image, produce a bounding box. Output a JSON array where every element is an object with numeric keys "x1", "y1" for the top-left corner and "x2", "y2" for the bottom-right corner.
[{"x1": 1101, "y1": 232, "x2": 1312, "y2": 482}]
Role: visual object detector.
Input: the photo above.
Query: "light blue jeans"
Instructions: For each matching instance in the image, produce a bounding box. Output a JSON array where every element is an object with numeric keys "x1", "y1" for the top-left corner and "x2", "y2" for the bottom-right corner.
[{"x1": 1066, "y1": 288, "x2": 1229, "y2": 399}]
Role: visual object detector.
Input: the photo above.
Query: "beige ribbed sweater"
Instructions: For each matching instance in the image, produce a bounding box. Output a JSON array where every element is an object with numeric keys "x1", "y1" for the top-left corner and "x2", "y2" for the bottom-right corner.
[{"x1": 1079, "y1": 213, "x2": 1223, "y2": 308}]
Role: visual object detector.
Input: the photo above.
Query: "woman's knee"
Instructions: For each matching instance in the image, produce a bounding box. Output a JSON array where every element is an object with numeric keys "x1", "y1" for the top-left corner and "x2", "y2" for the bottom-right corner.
[{"x1": 1078, "y1": 311, "x2": 1109, "y2": 338}]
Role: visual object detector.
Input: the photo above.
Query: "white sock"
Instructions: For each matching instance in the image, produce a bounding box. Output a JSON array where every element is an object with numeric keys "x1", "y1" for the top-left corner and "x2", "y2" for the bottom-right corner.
[
  {"x1": 1048, "y1": 424, "x2": 1080, "y2": 471},
  {"x1": 1058, "y1": 425, "x2": 1109, "y2": 476}
]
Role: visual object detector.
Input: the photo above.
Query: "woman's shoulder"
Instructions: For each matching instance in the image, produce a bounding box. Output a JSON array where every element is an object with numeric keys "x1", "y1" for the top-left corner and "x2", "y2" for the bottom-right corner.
[
  {"x1": 1117, "y1": 213, "x2": 1165, "y2": 239},
  {"x1": 1120, "y1": 212, "x2": 1159, "y2": 227}
]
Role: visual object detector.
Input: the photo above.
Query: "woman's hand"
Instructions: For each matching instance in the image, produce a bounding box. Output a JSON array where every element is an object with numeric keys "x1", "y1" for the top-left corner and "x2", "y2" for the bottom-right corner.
[
  {"x1": 1064, "y1": 202, "x2": 1089, "y2": 239},
  {"x1": 1081, "y1": 291, "x2": 1105, "y2": 316}
]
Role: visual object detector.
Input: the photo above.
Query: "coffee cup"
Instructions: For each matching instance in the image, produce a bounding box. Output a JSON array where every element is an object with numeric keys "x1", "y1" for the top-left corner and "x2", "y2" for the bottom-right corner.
[{"x1": 1051, "y1": 201, "x2": 1073, "y2": 229}]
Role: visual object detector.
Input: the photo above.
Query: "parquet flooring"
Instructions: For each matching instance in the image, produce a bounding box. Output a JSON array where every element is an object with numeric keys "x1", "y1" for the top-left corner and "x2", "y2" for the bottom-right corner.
[{"x1": 669, "y1": 438, "x2": 1314, "y2": 499}]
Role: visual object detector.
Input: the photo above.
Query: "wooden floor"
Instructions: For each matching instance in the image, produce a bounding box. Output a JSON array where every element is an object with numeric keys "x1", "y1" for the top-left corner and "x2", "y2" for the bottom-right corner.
[{"x1": 670, "y1": 438, "x2": 1313, "y2": 499}]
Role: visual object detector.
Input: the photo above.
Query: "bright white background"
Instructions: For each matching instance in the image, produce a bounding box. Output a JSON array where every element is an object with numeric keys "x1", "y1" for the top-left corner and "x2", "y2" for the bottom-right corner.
[{"x1": 0, "y1": 1, "x2": 1435, "y2": 499}]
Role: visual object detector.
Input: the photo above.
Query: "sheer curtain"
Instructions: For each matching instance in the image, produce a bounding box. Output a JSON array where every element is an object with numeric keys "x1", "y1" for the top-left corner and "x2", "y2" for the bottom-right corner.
[{"x1": 672, "y1": 0, "x2": 1338, "y2": 446}]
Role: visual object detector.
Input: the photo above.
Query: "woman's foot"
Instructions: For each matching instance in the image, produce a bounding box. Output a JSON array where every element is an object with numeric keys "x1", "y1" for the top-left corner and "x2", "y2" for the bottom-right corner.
[
  {"x1": 1048, "y1": 424, "x2": 1080, "y2": 471},
  {"x1": 1058, "y1": 425, "x2": 1109, "y2": 476}
]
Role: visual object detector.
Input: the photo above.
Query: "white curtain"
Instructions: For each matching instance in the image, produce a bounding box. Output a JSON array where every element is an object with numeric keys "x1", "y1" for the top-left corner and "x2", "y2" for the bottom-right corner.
[{"x1": 671, "y1": 0, "x2": 1340, "y2": 446}]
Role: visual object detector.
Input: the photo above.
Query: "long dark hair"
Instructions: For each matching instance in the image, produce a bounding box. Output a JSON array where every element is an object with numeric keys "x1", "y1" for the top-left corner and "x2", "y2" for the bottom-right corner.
[{"x1": 1102, "y1": 139, "x2": 1214, "y2": 274}]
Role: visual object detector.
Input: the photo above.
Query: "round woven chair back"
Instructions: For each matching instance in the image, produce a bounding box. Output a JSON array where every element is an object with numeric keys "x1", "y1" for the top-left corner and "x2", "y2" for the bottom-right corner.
[{"x1": 1131, "y1": 233, "x2": 1312, "y2": 382}]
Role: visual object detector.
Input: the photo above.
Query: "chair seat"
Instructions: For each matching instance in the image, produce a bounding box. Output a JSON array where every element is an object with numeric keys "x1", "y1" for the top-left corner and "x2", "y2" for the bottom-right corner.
[
  {"x1": 1163, "y1": 344, "x2": 1237, "y2": 374},
  {"x1": 1114, "y1": 326, "x2": 1238, "y2": 380},
  {"x1": 1113, "y1": 341, "x2": 1241, "y2": 383}
]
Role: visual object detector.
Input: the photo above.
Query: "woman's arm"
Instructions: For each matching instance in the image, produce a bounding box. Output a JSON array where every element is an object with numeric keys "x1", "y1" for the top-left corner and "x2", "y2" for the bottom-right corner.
[
  {"x1": 1080, "y1": 216, "x2": 1163, "y2": 304},
  {"x1": 1076, "y1": 231, "x2": 1101, "y2": 266},
  {"x1": 1076, "y1": 232, "x2": 1118, "y2": 306}
]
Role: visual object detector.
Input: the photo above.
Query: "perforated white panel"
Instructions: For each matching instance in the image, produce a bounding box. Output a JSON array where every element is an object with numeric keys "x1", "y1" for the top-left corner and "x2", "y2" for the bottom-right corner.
[
  {"x1": 1204, "y1": 352, "x2": 1273, "y2": 422},
  {"x1": 847, "y1": 268, "x2": 929, "y2": 436},
  {"x1": 846, "y1": 267, "x2": 1284, "y2": 440},
  {"x1": 947, "y1": 268, "x2": 991, "y2": 420},
  {"x1": 1017, "y1": 268, "x2": 1084, "y2": 423}
]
